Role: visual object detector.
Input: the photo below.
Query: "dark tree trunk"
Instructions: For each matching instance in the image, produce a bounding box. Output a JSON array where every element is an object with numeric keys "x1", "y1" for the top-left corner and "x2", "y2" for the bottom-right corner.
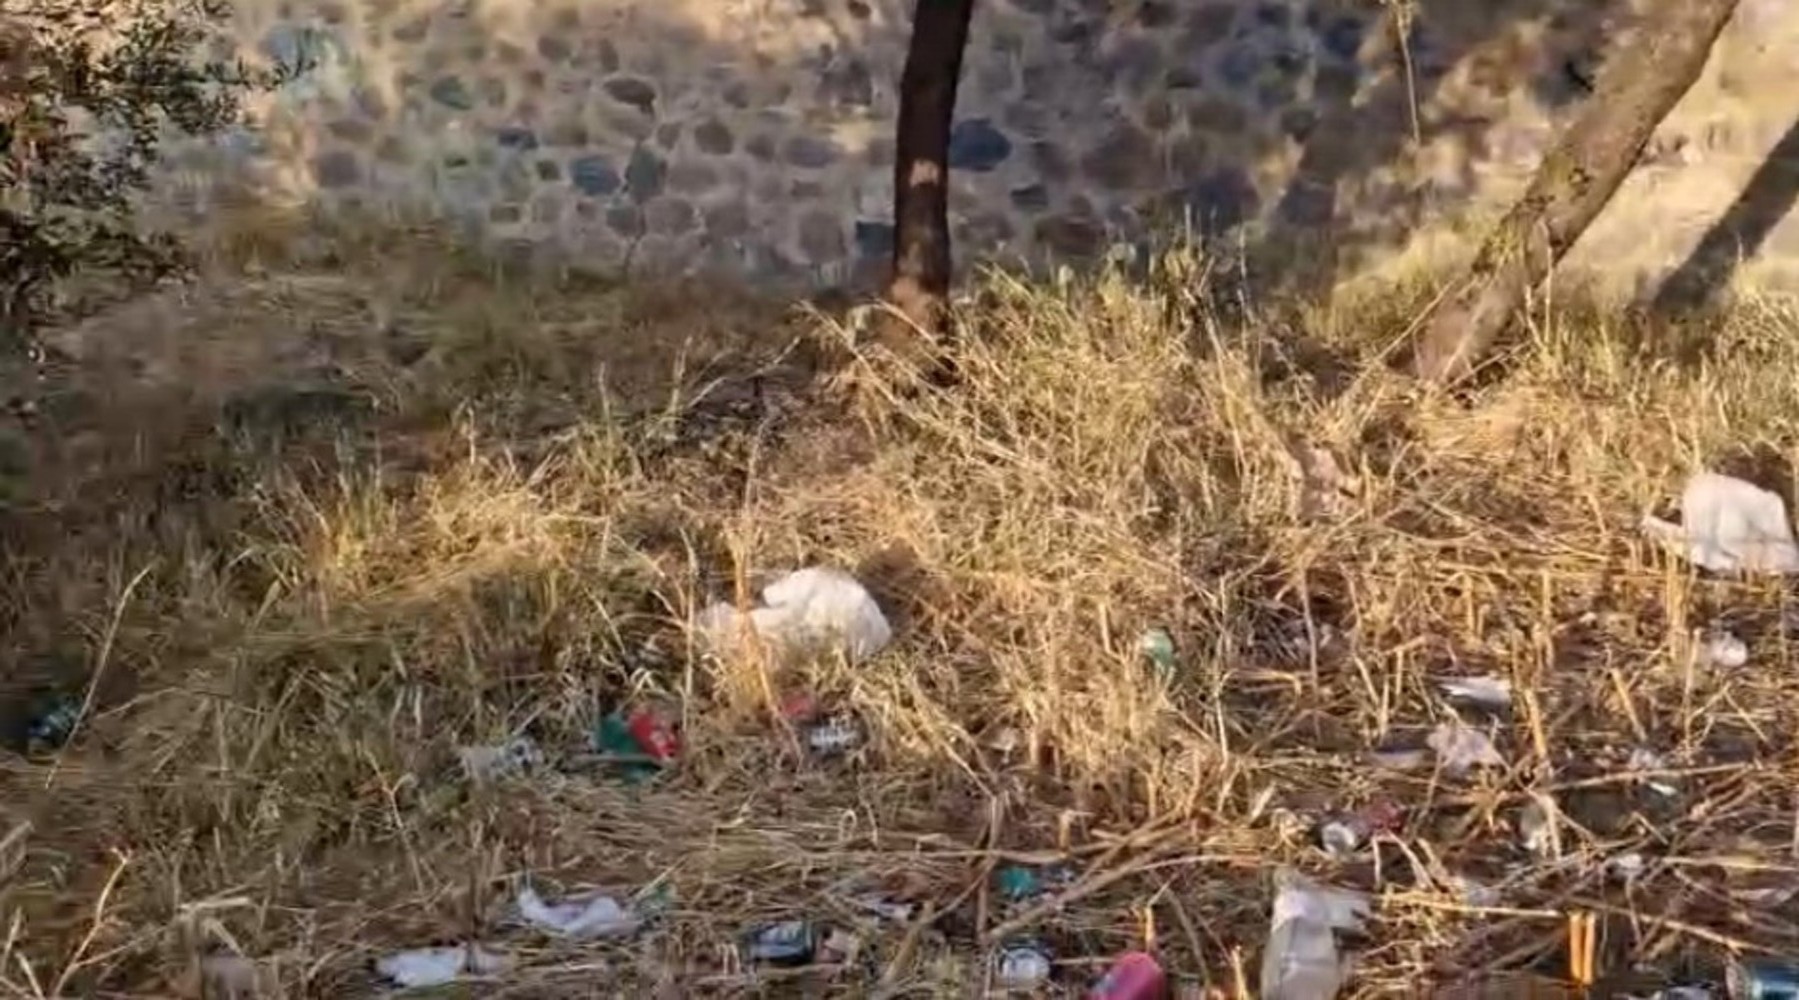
[
  {"x1": 877, "y1": 0, "x2": 976, "y2": 356},
  {"x1": 1410, "y1": 0, "x2": 1741, "y2": 384}
]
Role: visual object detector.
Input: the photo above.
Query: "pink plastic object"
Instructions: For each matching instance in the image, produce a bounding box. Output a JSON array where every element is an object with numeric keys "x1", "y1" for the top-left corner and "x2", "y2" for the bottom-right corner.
[{"x1": 1088, "y1": 951, "x2": 1167, "y2": 999}]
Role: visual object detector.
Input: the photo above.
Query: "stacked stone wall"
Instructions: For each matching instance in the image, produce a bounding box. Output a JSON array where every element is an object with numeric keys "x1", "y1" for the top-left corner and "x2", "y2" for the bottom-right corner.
[{"x1": 152, "y1": 0, "x2": 1799, "y2": 301}]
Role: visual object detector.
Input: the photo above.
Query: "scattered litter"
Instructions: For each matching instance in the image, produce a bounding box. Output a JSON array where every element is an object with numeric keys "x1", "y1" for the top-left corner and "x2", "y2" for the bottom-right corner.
[
  {"x1": 516, "y1": 882, "x2": 640, "y2": 938},
  {"x1": 591, "y1": 710, "x2": 677, "y2": 783},
  {"x1": 457, "y1": 735, "x2": 543, "y2": 783},
  {"x1": 1426, "y1": 721, "x2": 1505, "y2": 776},
  {"x1": 1260, "y1": 867, "x2": 1369, "y2": 1000},
  {"x1": 1627, "y1": 747, "x2": 1680, "y2": 798},
  {"x1": 780, "y1": 691, "x2": 822, "y2": 723},
  {"x1": 1438, "y1": 676, "x2": 1512, "y2": 709},
  {"x1": 806, "y1": 715, "x2": 865, "y2": 756},
  {"x1": 743, "y1": 920, "x2": 818, "y2": 966},
  {"x1": 996, "y1": 863, "x2": 1074, "y2": 902},
  {"x1": 1641, "y1": 472, "x2": 1799, "y2": 574},
  {"x1": 1138, "y1": 628, "x2": 1177, "y2": 678},
  {"x1": 1317, "y1": 800, "x2": 1405, "y2": 859},
  {"x1": 1517, "y1": 797, "x2": 1560, "y2": 856},
  {"x1": 626, "y1": 708, "x2": 681, "y2": 762},
  {"x1": 995, "y1": 938, "x2": 1055, "y2": 988},
  {"x1": 1730, "y1": 956, "x2": 1799, "y2": 997},
  {"x1": 1697, "y1": 628, "x2": 1749, "y2": 668},
  {"x1": 1089, "y1": 950, "x2": 1166, "y2": 999},
  {"x1": 696, "y1": 567, "x2": 893, "y2": 664},
  {"x1": 375, "y1": 944, "x2": 511, "y2": 988},
  {"x1": 1606, "y1": 852, "x2": 1648, "y2": 882},
  {"x1": 997, "y1": 865, "x2": 1042, "y2": 901},
  {"x1": 851, "y1": 894, "x2": 916, "y2": 922},
  {"x1": 1317, "y1": 820, "x2": 1361, "y2": 859},
  {"x1": 25, "y1": 695, "x2": 81, "y2": 751}
]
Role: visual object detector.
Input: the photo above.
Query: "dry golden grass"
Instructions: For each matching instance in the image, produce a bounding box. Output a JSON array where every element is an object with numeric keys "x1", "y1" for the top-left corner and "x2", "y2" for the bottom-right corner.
[{"x1": 4, "y1": 224, "x2": 1799, "y2": 997}]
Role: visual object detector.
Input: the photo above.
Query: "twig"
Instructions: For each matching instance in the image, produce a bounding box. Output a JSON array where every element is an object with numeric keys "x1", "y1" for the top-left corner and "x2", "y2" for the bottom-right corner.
[
  {"x1": 49, "y1": 848, "x2": 132, "y2": 997},
  {"x1": 872, "y1": 900, "x2": 934, "y2": 998}
]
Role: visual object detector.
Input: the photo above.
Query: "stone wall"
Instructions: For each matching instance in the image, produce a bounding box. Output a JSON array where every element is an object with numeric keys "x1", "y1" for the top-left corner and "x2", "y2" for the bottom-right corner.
[{"x1": 152, "y1": 0, "x2": 1799, "y2": 302}]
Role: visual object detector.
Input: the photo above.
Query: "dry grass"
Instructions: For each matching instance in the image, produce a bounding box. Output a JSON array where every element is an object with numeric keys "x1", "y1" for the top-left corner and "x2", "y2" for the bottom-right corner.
[{"x1": 4, "y1": 224, "x2": 1799, "y2": 998}]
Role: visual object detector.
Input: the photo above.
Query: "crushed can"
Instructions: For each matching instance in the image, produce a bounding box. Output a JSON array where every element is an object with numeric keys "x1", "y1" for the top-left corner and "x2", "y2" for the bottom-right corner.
[
  {"x1": 1138, "y1": 628, "x2": 1177, "y2": 678},
  {"x1": 806, "y1": 715, "x2": 864, "y2": 755},
  {"x1": 1729, "y1": 957, "x2": 1799, "y2": 999},
  {"x1": 591, "y1": 714, "x2": 661, "y2": 783},
  {"x1": 743, "y1": 919, "x2": 817, "y2": 967},
  {"x1": 996, "y1": 863, "x2": 1076, "y2": 902},
  {"x1": 995, "y1": 937, "x2": 1054, "y2": 987},
  {"x1": 1318, "y1": 799, "x2": 1405, "y2": 858},
  {"x1": 1088, "y1": 950, "x2": 1167, "y2": 999},
  {"x1": 780, "y1": 691, "x2": 821, "y2": 723},
  {"x1": 626, "y1": 708, "x2": 681, "y2": 762}
]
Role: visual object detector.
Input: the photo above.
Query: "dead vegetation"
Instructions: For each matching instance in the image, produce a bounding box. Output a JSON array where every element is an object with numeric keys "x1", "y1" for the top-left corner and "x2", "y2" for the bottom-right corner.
[{"x1": 4, "y1": 220, "x2": 1799, "y2": 997}]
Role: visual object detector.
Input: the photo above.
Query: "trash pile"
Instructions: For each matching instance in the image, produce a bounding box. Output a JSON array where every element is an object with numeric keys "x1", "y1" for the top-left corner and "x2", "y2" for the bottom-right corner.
[{"x1": 351, "y1": 465, "x2": 1799, "y2": 995}]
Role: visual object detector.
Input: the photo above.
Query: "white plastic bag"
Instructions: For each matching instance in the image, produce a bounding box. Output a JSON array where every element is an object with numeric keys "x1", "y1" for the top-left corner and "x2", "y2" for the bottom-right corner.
[
  {"x1": 516, "y1": 883, "x2": 640, "y2": 938},
  {"x1": 375, "y1": 944, "x2": 510, "y2": 987},
  {"x1": 1697, "y1": 628, "x2": 1749, "y2": 668},
  {"x1": 696, "y1": 567, "x2": 892, "y2": 664},
  {"x1": 1642, "y1": 472, "x2": 1799, "y2": 574},
  {"x1": 1426, "y1": 721, "x2": 1505, "y2": 776}
]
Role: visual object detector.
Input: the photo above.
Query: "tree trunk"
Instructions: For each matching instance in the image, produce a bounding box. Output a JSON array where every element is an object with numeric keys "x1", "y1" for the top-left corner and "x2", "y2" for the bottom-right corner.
[
  {"x1": 876, "y1": 0, "x2": 975, "y2": 357},
  {"x1": 1409, "y1": 0, "x2": 1740, "y2": 384}
]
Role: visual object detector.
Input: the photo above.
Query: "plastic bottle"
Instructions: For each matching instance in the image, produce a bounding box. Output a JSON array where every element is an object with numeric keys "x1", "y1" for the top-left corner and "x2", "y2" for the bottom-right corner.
[{"x1": 1259, "y1": 868, "x2": 1369, "y2": 1000}]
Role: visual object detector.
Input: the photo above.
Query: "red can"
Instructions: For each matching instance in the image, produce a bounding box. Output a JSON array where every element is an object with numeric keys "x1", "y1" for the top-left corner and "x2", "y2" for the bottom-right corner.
[
  {"x1": 627, "y1": 708, "x2": 681, "y2": 762},
  {"x1": 1088, "y1": 951, "x2": 1166, "y2": 1000},
  {"x1": 779, "y1": 691, "x2": 821, "y2": 723}
]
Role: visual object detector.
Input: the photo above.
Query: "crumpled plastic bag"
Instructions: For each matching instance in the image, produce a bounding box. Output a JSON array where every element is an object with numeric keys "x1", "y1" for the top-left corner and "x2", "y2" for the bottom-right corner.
[
  {"x1": 375, "y1": 944, "x2": 511, "y2": 987},
  {"x1": 1697, "y1": 627, "x2": 1748, "y2": 668},
  {"x1": 1426, "y1": 720, "x2": 1506, "y2": 776},
  {"x1": 516, "y1": 883, "x2": 640, "y2": 938},
  {"x1": 1261, "y1": 867, "x2": 1369, "y2": 1000},
  {"x1": 1642, "y1": 472, "x2": 1799, "y2": 574},
  {"x1": 695, "y1": 567, "x2": 892, "y2": 664}
]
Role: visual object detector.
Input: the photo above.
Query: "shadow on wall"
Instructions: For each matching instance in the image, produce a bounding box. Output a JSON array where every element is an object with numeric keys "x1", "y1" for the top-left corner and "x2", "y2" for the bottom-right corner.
[
  {"x1": 160, "y1": 0, "x2": 914, "y2": 290},
  {"x1": 1250, "y1": 0, "x2": 1632, "y2": 296},
  {"x1": 149, "y1": 0, "x2": 1791, "y2": 300}
]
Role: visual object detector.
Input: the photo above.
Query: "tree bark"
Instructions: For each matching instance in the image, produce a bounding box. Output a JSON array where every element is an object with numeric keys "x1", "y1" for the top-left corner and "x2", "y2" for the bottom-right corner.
[
  {"x1": 1410, "y1": 0, "x2": 1740, "y2": 384},
  {"x1": 877, "y1": 0, "x2": 975, "y2": 356}
]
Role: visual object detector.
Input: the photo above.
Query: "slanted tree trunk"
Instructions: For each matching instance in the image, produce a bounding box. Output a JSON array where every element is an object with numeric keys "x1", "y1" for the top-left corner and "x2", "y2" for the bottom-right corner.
[
  {"x1": 1410, "y1": 0, "x2": 1740, "y2": 384},
  {"x1": 876, "y1": 0, "x2": 975, "y2": 359}
]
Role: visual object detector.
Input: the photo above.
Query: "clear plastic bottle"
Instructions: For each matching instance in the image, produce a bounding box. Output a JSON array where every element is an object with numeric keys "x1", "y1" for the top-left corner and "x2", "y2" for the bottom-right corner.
[{"x1": 1259, "y1": 868, "x2": 1369, "y2": 1000}]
